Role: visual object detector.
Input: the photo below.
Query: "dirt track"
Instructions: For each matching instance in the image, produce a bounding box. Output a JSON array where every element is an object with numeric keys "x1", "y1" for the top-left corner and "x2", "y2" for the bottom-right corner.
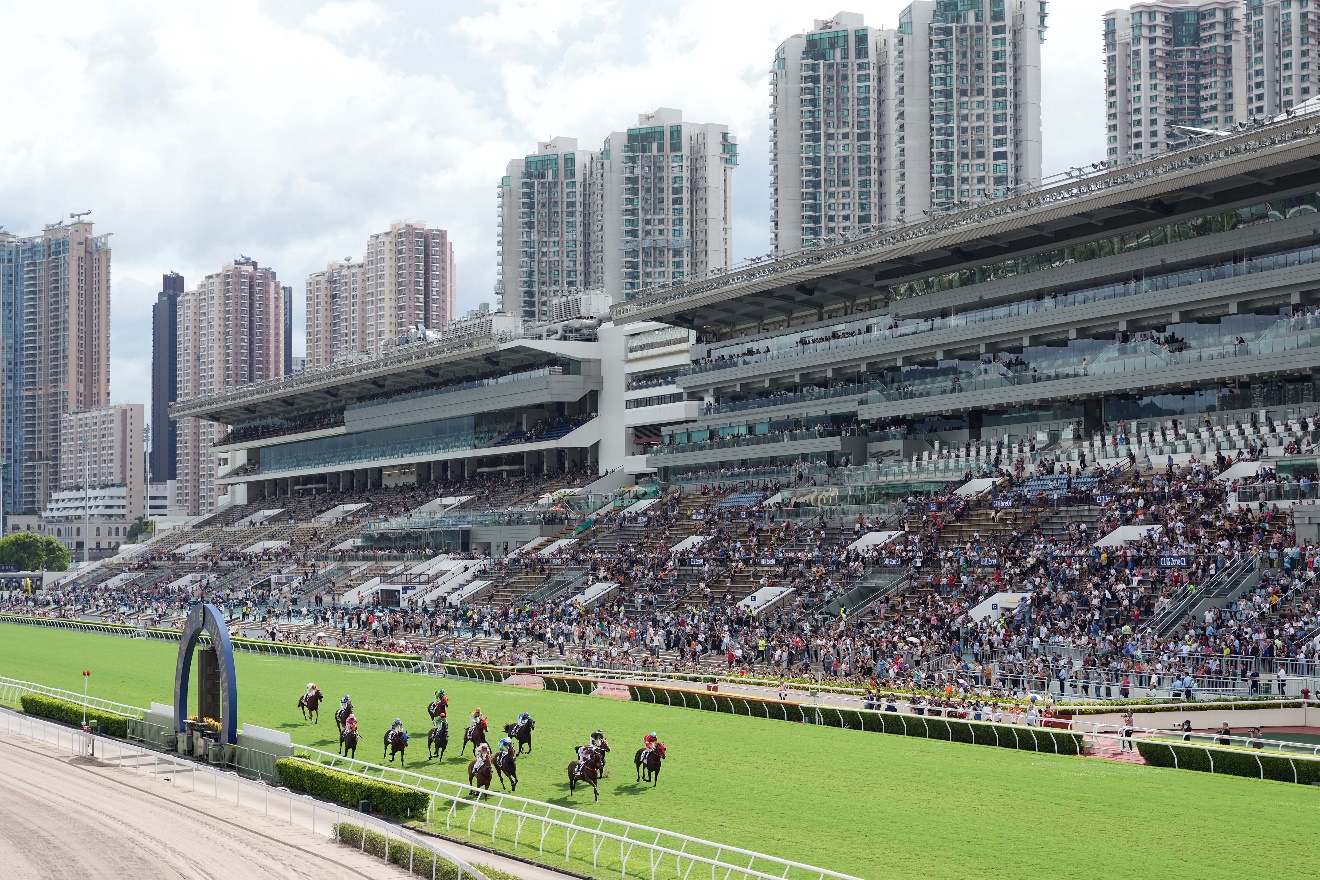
[{"x1": 0, "y1": 732, "x2": 410, "y2": 879}]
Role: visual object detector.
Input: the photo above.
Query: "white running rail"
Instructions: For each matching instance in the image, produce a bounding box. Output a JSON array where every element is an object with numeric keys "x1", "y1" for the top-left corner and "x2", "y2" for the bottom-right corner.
[{"x1": 0, "y1": 707, "x2": 489, "y2": 880}]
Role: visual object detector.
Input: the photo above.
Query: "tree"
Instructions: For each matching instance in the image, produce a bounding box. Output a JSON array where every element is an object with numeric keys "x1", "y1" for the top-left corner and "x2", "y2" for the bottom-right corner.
[
  {"x1": 0, "y1": 533, "x2": 70, "y2": 572},
  {"x1": 125, "y1": 517, "x2": 154, "y2": 543}
]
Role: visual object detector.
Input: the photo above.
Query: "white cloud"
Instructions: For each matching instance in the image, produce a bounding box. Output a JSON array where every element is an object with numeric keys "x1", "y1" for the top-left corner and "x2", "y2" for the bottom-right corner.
[{"x1": 0, "y1": 0, "x2": 1118, "y2": 416}]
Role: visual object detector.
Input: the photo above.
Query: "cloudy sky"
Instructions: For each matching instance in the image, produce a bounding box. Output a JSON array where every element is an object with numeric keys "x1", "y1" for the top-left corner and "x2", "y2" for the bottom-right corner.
[{"x1": 0, "y1": 0, "x2": 1116, "y2": 409}]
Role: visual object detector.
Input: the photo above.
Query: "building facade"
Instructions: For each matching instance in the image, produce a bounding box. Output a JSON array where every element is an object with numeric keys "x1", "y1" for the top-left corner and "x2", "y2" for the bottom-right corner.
[
  {"x1": 57, "y1": 404, "x2": 145, "y2": 522},
  {"x1": 0, "y1": 222, "x2": 111, "y2": 515},
  {"x1": 305, "y1": 223, "x2": 456, "y2": 366},
  {"x1": 1104, "y1": 0, "x2": 1319, "y2": 164},
  {"x1": 499, "y1": 137, "x2": 596, "y2": 322},
  {"x1": 175, "y1": 259, "x2": 285, "y2": 516},
  {"x1": 150, "y1": 271, "x2": 184, "y2": 483},
  {"x1": 770, "y1": 3, "x2": 1047, "y2": 252},
  {"x1": 594, "y1": 109, "x2": 738, "y2": 300},
  {"x1": 498, "y1": 115, "x2": 738, "y2": 312}
]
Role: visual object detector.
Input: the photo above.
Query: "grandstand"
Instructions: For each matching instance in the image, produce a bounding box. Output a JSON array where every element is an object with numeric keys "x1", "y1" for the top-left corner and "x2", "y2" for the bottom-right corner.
[{"x1": 13, "y1": 112, "x2": 1320, "y2": 700}]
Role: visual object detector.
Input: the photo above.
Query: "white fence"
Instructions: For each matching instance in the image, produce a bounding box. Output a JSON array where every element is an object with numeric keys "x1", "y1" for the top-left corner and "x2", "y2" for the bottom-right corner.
[
  {"x1": 0, "y1": 706, "x2": 490, "y2": 880},
  {"x1": 293, "y1": 742, "x2": 862, "y2": 880}
]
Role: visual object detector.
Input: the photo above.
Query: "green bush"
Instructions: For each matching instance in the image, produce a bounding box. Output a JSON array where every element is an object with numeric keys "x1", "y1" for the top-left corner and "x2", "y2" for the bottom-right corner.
[
  {"x1": 332, "y1": 823, "x2": 465, "y2": 879},
  {"x1": 1137, "y1": 740, "x2": 1320, "y2": 785},
  {"x1": 541, "y1": 676, "x2": 594, "y2": 695},
  {"x1": 19, "y1": 693, "x2": 135, "y2": 736},
  {"x1": 627, "y1": 684, "x2": 1082, "y2": 755},
  {"x1": 277, "y1": 759, "x2": 430, "y2": 820}
]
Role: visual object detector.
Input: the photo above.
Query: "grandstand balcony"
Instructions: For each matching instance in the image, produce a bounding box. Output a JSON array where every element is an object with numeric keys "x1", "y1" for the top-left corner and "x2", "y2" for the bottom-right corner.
[{"x1": 647, "y1": 427, "x2": 867, "y2": 470}]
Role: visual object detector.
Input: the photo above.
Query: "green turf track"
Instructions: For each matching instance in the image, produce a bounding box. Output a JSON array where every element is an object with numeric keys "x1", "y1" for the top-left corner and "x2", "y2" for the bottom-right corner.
[{"x1": 1, "y1": 623, "x2": 1319, "y2": 880}]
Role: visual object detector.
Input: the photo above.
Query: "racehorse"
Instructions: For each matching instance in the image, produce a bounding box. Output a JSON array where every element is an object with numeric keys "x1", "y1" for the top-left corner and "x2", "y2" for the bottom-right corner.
[
  {"x1": 297, "y1": 686, "x2": 323, "y2": 723},
  {"x1": 567, "y1": 747, "x2": 602, "y2": 802},
  {"x1": 467, "y1": 758, "x2": 493, "y2": 797},
  {"x1": 428, "y1": 721, "x2": 449, "y2": 760},
  {"x1": 503, "y1": 716, "x2": 535, "y2": 754},
  {"x1": 461, "y1": 721, "x2": 487, "y2": 755},
  {"x1": 383, "y1": 728, "x2": 409, "y2": 766},
  {"x1": 339, "y1": 728, "x2": 358, "y2": 759},
  {"x1": 428, "y1": 695, "x2": 448, "y2": 721},
  {"x1": 334, "y1": 699, "x2": 354, "y2": 734},
  {"x1": 634, "y1": 744, "x2": 666, "y2": 785},
  {"x1": 494, "y1": 750, "x2": 518, "y2": 792}
]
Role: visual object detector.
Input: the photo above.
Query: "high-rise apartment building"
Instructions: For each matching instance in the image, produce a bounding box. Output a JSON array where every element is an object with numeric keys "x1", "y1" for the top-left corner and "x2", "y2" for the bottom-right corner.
[
  {"x1": 0, "y1": 221, "x2": 111, "y2": 515},
  {"x1": 1104, "y1": 1, "x2": 1317, "y2": 163},
  {"x1": 150, "y1": 271, "x2": 184, "y2": 483},
  {"x1": 175, "y1": 259, "x2": 285, "y2": 516},
  {"x1": 498, "y1": 138, "x2": 595, "y2": 321},
  {"x1": 594, "y1": 109, "x2": 738, "y2": 299},
  {"x1": 497, "y1": 112, "x2": 738, "y2": 308},
  {"x1": 55, "y1": 404, "x2": 146, "y2": 522},
  {"x1": 304, "y1": 223, "x2": 456, "y2": 366},
  {"x1": 770, "y1": 3, "x2": 1047, "y2": 252},
  {"x1": 282, "y1": 284, "x2": 294, "y2": 376}
]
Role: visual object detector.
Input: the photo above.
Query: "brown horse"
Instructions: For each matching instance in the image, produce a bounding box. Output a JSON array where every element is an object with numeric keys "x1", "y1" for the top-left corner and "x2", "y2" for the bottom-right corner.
[
  {"x1": 634, "y1": 744, "x2": 666, "y2": 785},
  {"x1": 567, "y1": 748, "x2": 602, "y2": 802},
  {"x1": 428, "y1": 722, "x2": 449, "y2": 760},
  {"x1": 494, "y1": 750, "x2": 518, "y2": 792},
  {"x1": 428, "y1": 695, "x2": 448, "y2": 720},
  {"x1": 461, "y1": 721, "x2": 487, "y2": 755},
  {"x1": 467, "y1": 758, "x2": 493, "y2": 797},
  {"x1": 297, "y1": 687, "x2": 323, "y2": 723},
  {"x1": 383, "y1": 728, "x2": 408, "y2": 766},
  {"x1": 339, "y1": 728, "x2": 358, "y2": 758}
]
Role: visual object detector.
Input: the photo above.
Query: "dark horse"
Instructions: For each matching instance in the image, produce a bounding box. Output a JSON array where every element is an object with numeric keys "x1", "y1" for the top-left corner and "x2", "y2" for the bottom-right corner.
[
  {"x1": 297, "y1": 687, "x2": 323, "y2": 723},
  {"x1": 467, "y1": 758, "x2": 493, "y2": 797},
  {"x1": 503, "y1": 717, "x2": 536, "y2": 754},
  {"x1": 428, "y1": 695, "x2": 448, "y2": 721},
  {"x1": 461, "y1": 721, "x2": 487, "y2": 755},
  {"x1": 428, "y1": 722, "x2": 449, "y2": 760},
  {"x1": 494, "y1": 750, "x2": 518, "y2": 792},
  {"x1": 339, "y1": 728, "x2": 358, "y2": 759},
  {"x1": 383, "y1": 728, "x2": 409, "y2": 766},
  {"x1": 334, "y1": 700, "x2": 354, "y2": 734},
  {"x1": 634, "y1": 744, "x2": 666, "y2": 785},
  {"x1": 567, "y1": 748, "x2": 603, "y2": 802}
]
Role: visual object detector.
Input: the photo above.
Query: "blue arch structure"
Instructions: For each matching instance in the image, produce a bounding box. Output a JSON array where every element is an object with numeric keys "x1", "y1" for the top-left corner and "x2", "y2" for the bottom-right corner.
[{"x1": 174, "y1": 603, "x2": 238, "y2": 744}]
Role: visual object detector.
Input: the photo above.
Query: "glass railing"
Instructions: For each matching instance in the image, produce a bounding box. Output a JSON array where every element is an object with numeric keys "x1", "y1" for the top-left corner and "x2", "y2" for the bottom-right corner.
[
  {"x1": 649, "y1": 427, "x2": 858, "y2": 458},
  {"x1": 685, "y1": 242, "x2": 1320, "y2": 378},
  {"x1": 346, "y1": 366, "x2": 558, "y2": 414},
  {"x1": 860, "y1": 315, "x2": 1320, "y2": 407},
  {"x1": 366, "y1": 509, "x2": 580, "y2": 531}
]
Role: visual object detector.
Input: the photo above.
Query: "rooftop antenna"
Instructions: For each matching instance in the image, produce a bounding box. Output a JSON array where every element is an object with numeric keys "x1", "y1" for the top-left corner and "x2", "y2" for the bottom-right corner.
[{"x1": 69, "y1": 210, "x2": 92, "y2": 222}]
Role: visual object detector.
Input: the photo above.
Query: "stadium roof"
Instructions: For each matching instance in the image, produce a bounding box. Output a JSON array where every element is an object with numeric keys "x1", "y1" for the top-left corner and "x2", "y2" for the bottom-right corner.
[
  {"x1": 171, "y1": 336, "x2": 589, "y2": 425},
  {"x1": 612, "y1": 112, "x2": 1320, "y2": 335}
]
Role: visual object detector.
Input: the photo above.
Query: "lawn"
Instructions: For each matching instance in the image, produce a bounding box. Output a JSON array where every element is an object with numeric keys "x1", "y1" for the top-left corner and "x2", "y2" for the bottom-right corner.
[{"x1": 1, "y1": 623, "x2": 1318, "y2": 880}]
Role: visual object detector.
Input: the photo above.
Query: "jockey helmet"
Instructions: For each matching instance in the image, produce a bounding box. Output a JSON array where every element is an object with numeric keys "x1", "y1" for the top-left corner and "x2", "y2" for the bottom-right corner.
[
  {"x1": 439, "y1": 711, "x2": 446, "y2": 718},
  {"x1": 307, "y1": 682, "x2": 315, "y2": 689},
  {"x1": 650, "y1": 732, "x2": 657, "y2": 738},
  {"x1": 393, "y1": 717, "x2": 402, "y2": 726},
  {"x1": 594, "y1": 729, "x2": 604, "y2": 736},
  {"x1": 474, "y1": 706, "x2": 482, "y2": 714}
]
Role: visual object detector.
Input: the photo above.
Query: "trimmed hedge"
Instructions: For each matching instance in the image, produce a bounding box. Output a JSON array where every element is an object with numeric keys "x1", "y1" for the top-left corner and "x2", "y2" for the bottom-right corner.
[
  {"x1": 627, "y1": 685, "x2": 1082, "y2": 755},
  {"x1": 277, "y1": 758, "x2": 430, "y2": 820},
  {"x1": 332, "y1": 823, "x2": 466, "y2": 879},
  {"x1": 1137, "y1": 740, "x2": 1320, "y2": 785},
  {"x1": 20, "y1": 693, "x2": 136, "y2": 737},
  {"x1": 541, "y1": 675, "x2": 595, "y2": 695}
]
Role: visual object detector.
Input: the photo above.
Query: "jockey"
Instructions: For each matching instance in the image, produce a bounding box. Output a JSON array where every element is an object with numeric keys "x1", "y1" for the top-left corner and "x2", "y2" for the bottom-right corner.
[
  {"x1": 497, "y1": 736, "x2": 514, "y2": 759},
  {"x1": 590, "y1": 729, "x2": 606, "y2": 749},
  {"x1": 470, "y1": 707, "x2": 488, "y2": 731},
  {"x1": 340, "y1": 694, "x2": 351, "y2": 709},
  {"x1": 433, "y1": 688, "x2": 447, "y2": 706},
  {"x1": 473, "y1": 740, "x2": 492, "y2": 770},
  {"x1": 517, "y1": 711, "x2": 531, "y2": 727},
  {"x1": 391, "y1": 717, "x2": 403, "y2": 736},
  {"x1": 345, "y1": 712, "x2": 358, "y2": 735},
  {"x1": 305, "y1": 682, "x2": 317, "y2": 697},
  {"x1": 643, "y1": 731, "x2": 658, "y2": 751},
  {"x1": 432, "y1": 712, "x2": 447, "y2": 730}
]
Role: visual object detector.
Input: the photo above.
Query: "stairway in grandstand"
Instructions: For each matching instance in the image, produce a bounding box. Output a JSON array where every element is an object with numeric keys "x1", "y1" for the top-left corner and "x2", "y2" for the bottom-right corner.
[{"x1": 1145, "y1": 555, "x2": 1263, "y2": 638}]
